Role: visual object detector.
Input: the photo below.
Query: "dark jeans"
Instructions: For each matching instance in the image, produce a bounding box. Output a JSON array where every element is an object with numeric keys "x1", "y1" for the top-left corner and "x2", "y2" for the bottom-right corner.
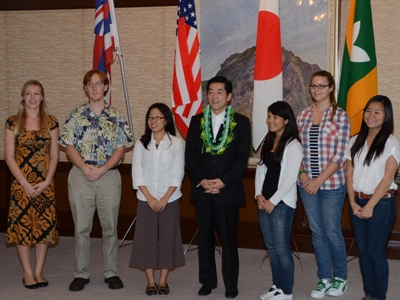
[
  {"x1": 350, "y1": 195, "x2": 397, "y2": 300},
  {"x1": 258, "y1": 201, "x2": 295, "y2": 295}
]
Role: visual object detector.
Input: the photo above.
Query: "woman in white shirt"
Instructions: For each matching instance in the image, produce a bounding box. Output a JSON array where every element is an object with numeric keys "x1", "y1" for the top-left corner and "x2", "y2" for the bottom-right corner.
[
  {"x1": 129, "y1": 103, "x2": 185, "y2": 296},
  {"x1": 345, "y1": 95, "x2": 399, "y2": 300},
  {"x1": 255, "y1": 101, "x2": 303, "y2": 300}
]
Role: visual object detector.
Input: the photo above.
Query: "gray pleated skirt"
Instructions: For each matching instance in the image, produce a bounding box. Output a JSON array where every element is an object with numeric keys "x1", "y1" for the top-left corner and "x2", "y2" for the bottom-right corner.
[{"x1": 129, "y1": 199, "x2": 185, "y2": 270}]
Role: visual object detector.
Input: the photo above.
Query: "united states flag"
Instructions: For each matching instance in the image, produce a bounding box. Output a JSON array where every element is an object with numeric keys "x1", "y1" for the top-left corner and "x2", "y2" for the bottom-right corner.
[
  {"x1": 93, "y1": 0, "x2": 116, "y2": 104},
  {"x1": 172, "y1": 0, "x2": 202, "y2": 138}
]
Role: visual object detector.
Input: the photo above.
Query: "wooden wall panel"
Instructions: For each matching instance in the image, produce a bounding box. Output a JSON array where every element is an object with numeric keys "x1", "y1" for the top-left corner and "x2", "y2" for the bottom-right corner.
[{"x1": 1, "y1": 161, "x2": 399, "y2": 259}]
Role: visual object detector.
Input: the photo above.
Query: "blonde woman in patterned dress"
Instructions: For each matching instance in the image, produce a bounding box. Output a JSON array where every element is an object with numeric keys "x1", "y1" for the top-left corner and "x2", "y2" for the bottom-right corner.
[{"x1": 5, "y1": 80, "x2": 59, "y2": 289}]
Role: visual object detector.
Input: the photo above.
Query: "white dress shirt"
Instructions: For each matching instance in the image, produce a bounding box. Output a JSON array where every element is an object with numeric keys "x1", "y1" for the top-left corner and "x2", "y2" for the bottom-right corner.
[
  {"x1": 132, "y1": 133, "x2": 185, "y2": 202},
  {"x1": 211, "y1": 111, "x2": 225, "y2": 141},
  {"x1": 344, "y1": 134, "x2": 400, "y2": 194}
]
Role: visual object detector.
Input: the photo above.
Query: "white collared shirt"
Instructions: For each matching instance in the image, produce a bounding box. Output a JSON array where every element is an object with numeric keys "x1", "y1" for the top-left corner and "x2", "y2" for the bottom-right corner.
[
  {"x1": 211, "y1": 111, "x2": 225, "y2": 141},
  {"x1": 344, "y1": 134, "x2": 400, "y2": 194},
  {"x1": 132, "y1": 133, "x2": 185, "y2": 202}
]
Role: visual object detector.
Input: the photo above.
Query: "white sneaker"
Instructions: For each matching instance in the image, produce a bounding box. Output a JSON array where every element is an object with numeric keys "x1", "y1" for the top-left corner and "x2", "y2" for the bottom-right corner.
[
  {"x1": 260, "y1": 284, "x2": 277, "y2": 300},
  {"x1": 327, "y1": 277, "x2": 348, "y2": 296},
  {"x1": 311, "y1": 279, "x2": 331, "y2": 298},
  {"x1": 268, "y1": 289, "x2": 293, "y2": 300}
]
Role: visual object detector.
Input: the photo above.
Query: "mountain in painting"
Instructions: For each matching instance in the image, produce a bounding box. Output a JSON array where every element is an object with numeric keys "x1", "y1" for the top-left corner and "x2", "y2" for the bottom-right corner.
[{"x1": 202, "y1": 46, "x2": 321, "y2": 120}]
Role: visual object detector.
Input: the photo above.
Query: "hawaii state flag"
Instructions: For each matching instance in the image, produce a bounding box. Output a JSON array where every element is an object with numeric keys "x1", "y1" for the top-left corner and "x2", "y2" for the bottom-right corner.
[
  {"x1": 93, "y1": 0, "x2": 117, "y2": 104},
  {"x1": 172, "y1": 0, "x2": 202, "y2": 139},
  {"x1": 252, "y1": 0, "x2": 283, "y2": 150},
  {"x1": 338, "y1": 0, "x2": 377, "y2": 136}
]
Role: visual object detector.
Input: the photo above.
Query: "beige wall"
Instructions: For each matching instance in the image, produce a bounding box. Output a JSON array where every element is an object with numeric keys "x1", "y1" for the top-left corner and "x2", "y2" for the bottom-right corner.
[
  {"x1": 0, "y1": 0, "x2": 399, "y2": 163},
  {"x1": 0, "y1": 6, "x2": 177, "y2": 163}
]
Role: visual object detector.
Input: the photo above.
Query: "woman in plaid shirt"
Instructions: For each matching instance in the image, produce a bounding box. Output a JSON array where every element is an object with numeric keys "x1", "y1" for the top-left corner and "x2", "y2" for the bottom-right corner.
[{"x1": 297, "y1": 71, "x2": 350, "y2": 299}]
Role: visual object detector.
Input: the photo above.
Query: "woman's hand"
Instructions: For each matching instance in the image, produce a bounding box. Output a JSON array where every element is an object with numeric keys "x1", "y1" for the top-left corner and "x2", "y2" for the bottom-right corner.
[
  {"x1": 155, "y1": 197, "x2": 169, "y2": 212},
  {"x1": 32, "y1": 181, "x2": 50, "y2": 195},
  {"x1": 256, "y1": 195, "x2": 266, "y2": 210},
  {"x1": 299, "y1": 173, "x2": 311, "y2": 186},
  {"x1": 21, "y1": 181, "x2": 41, "y2": 199},
  {"x1": 304, "y1": 179, "x2": 322, "y2": 195},
  {"x1": 350, "y1": 201, "x2": 362, "y2": 218},
  {"x1": 360, "y1": 204, "x2": 374, "y2": 219},
  {"x1": 263, "y1": 200, "x2": 275, "y2": 214},
  {"x1": 146, "y1": 195, "x2": 160, "y2": 212}
]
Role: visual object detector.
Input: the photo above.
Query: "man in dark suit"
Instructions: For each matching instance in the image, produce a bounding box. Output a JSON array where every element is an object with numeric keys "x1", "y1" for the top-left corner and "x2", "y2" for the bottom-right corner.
[{"x1": 185, "y1": 76, "x2": 251, "y2": 299}]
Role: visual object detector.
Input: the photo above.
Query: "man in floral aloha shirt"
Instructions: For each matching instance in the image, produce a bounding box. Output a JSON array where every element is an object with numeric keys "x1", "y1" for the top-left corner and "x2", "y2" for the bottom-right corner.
[{"x1": 59, "y1": 70, "x2": 133, "y2": 292}]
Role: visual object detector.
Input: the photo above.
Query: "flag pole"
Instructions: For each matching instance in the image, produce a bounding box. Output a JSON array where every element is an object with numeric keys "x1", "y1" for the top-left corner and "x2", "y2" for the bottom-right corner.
[
  {"x1": 109, "y1": 0, "x2": 134, "y2": 138},
  {"x1": 108, "y1": 0, "x2": 136, "y2": 249}
]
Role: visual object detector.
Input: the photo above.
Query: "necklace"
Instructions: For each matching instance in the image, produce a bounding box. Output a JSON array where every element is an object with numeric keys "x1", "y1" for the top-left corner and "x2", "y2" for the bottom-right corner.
[{"x1": 200, "y1": 105, "x2": 236, "y2": 155}]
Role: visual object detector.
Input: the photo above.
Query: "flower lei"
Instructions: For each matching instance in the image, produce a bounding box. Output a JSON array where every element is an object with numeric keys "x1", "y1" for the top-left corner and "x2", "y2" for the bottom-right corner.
[{"x1": 200, "y1": 105, "x2": 236, "y2": 155}]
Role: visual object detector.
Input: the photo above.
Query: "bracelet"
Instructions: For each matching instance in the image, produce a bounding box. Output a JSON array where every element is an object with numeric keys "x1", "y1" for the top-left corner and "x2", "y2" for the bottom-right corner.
[
  {"x1": 298, "y1": 170, "x2": 306, "y2": 177},
  {"x1": 20, "y1": 179, "x2": 27, "y2": 184}
]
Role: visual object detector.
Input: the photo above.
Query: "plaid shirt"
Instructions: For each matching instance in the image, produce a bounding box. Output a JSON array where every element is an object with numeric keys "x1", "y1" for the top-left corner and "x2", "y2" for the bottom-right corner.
[{"x1": 297, "y1": 104, "x2": 350, "y2": 190}]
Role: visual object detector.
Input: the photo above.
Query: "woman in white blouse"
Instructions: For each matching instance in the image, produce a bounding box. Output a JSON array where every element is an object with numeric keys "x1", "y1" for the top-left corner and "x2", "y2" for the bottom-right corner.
[
  {"x1": 345, "y1": 95, "x2": 399, "y2": 300},
  {"x1": 129, "y1": 103, "x2": 185, "y2": 296}
]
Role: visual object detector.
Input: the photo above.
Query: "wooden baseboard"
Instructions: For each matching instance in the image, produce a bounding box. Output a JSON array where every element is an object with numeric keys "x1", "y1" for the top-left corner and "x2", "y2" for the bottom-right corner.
[{"x1": 1, "y1": 160, "x2": 400, "y2": 259}]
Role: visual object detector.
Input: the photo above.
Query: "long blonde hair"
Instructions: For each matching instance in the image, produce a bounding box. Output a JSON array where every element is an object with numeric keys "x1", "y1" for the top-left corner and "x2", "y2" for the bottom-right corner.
[{"x1": 13, "y1": 80, "x2": 50, "y2": 137}]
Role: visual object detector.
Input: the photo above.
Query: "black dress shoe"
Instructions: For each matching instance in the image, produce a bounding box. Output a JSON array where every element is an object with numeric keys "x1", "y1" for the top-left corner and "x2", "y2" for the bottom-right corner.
[
  {"x1": 69, "y1": 277, "x2": 90, "y2": 291},
  {"x1": 23, "y1": 278, "x2": 38, "y2": 289},
  {"x1": 146, "y1": 283, "x2": 158, "y2": 296},
  {"x1": 104, "y1": 276, "x2": 123, "y2": 289},
  {"x1": 158, "y1": 283, "x2": 169, "y2": 295},
  {"x1": 225, "y1": 288, "x2": 239, "y2": 299},
  {"x1": 36, "y1": 281, "x2": 49, "y2": 288},
  {"x1": 198, "y1": 283, "x2": 217, "y2": 296}
]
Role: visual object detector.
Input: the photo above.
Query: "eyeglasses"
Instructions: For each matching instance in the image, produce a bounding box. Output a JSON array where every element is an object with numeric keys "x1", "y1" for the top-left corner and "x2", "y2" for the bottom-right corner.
[
  {"x1": 147, "y1": 116, "x2": 165, "y2": 121},
  {"x1": 86, "y1": 82, "x2": 104, "y2": 88},
  {"x1": 309, "y1": 84, "x2": 329, "y2": 90}
]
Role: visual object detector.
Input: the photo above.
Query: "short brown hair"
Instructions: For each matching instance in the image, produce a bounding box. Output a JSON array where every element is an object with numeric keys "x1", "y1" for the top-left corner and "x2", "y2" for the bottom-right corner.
[{"x1": 83, "y1": 69, "x2": 109, "y2": 96}]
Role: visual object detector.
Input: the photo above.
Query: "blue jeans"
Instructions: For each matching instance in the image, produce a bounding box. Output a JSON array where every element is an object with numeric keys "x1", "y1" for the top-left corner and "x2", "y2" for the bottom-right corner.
[
  {"x1": 350, "y1": 195, "x2": 397, "y2": 300},
  {"x1": 299, "y1": 186, "x2": 347, "y2": 280},
  {"x1": 259, "y1": 201, "x2": 296, "y2": 295}
]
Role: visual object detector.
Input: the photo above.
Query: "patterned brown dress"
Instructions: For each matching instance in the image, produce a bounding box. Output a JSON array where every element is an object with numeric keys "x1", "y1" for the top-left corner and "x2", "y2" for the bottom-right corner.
[{"x1": 6, "y1": 115, "x2": 59, "y2": 245}]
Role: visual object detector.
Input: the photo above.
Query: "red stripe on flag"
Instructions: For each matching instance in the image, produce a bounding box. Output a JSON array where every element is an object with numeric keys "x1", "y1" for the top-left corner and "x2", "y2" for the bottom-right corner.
[
  {"x1": 172, "y1": 0, "x2": 202, "y2": 138},
  {"x1": 173, "y1": 110, "x2": 189, "y2": 138}
]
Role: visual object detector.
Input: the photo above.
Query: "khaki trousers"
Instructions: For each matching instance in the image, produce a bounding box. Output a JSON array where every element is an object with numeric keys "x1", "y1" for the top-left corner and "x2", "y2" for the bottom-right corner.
[{"x1": 68, "y1": 165, "x2": 122, "y2": 279}]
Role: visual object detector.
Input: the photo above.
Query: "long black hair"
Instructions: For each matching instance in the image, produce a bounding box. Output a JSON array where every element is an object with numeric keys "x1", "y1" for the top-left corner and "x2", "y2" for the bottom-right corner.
[
  {"x1": 350, "y1": 95, "x2": 394, "y2": 166},
  {"x1": 140, "y1": 103, "x2": 176, "y2": 150},
  {"x1": 259, "y1": 101, "x2": 301, "y2": 167}
]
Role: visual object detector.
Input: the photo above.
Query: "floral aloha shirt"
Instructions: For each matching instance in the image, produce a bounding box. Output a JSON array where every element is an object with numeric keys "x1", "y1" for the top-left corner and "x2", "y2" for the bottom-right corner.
[{"x1": 59, "y1": 103, "x2": 134, "y2": 166}]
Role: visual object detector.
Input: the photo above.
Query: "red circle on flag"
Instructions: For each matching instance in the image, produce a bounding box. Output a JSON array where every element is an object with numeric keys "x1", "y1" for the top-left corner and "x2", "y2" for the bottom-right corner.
[{"x1": 254, "y1": 11, "x2": 282, "y2": 81}]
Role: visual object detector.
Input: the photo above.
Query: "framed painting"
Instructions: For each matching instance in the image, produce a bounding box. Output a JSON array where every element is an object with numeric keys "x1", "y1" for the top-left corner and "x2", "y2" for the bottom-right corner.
[{"x1": 197, "y1": 0, "x2": 339, "y2": 133}]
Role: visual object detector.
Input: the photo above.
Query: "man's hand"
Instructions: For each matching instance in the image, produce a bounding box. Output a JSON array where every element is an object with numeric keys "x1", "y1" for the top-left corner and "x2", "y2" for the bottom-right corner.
[
  {"x1": 83, "y1": 164, "x2": 106, "y2": 182},
  {"x1": 203, "y1": 178, "x2": 225, "y2": 194}
]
